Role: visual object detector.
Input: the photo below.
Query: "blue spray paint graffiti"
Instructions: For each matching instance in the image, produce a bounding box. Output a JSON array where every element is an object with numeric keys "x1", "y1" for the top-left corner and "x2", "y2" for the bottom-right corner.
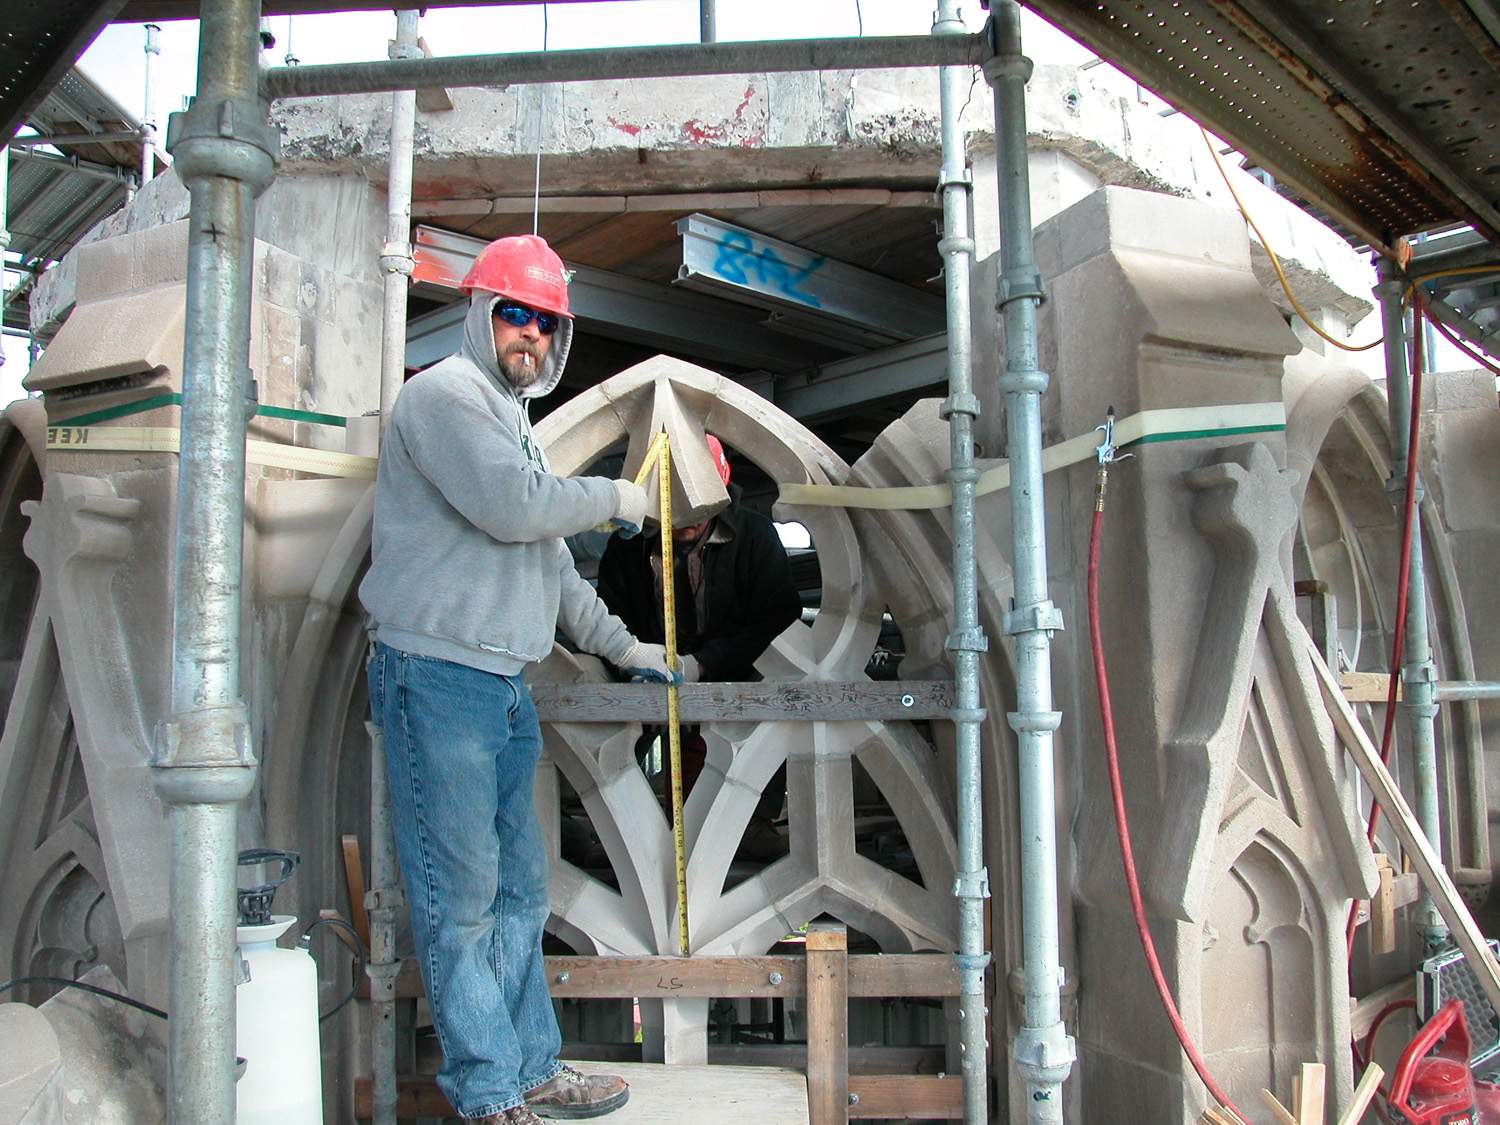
[{"x1": 710, "y1": 230, "x2": 826, "y2": 308}]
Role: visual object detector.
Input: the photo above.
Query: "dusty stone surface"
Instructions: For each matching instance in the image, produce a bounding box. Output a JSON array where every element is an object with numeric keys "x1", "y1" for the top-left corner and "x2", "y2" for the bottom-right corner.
[{"x1": 0, "y1": 968, "x2": 168, "y2": 1125}]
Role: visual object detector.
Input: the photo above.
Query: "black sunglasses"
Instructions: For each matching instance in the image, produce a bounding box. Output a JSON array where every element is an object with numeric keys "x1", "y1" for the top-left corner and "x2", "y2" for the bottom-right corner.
[{"x1": 494, "y1": 302, "x2": 560, "y2": 336}]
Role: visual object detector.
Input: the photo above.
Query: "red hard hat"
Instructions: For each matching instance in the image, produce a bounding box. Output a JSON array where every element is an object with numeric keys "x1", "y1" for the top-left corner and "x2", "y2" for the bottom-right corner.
[
  {"x1": 460, "y1": 235, "x2": 573, "y2": 318},
  {"x1": 706, "y1": 434, "x2": 731, "y2": 487}
]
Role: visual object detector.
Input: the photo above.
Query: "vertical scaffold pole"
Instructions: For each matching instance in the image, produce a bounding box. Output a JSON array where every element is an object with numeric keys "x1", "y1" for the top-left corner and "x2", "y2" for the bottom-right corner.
[
  {"x1": 141, "y1": 23, "x2": 161, "y2": 190},
  {"x1": 152, "y1": 0, "x2": 279, "y2": 1118},
  {"x1": 934, "y1": 2, "x2": 991, "y2": 1122},
  {"x1": 983, "y1": 4, "x2": 1076, "y2": 1121},
  {"x1": 369, "y1": 12, "x2": 420, "y2": 1125},
  {"x1": 1375, "y1": 258, "x2": 1446, "y2": 951}
]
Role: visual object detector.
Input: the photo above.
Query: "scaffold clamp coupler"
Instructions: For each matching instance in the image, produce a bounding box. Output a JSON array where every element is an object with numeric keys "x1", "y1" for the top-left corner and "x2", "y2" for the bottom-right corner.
[
  {"x1": 1003, "y1": 600, "x2": 1064, "y2": 637},
  {"x1": 946, "y1": 627, "x2": 989, "y2": 654},
  {"x1": 952, "y1": 867, "x2": 991, "y2": 900},
  {"x1": 998, "y1": 268, "x2": 1046, "y2": 307},
  {"x1": 949, "y1": 706, "x2": 988, "y2": 724},
  {"x1": 365, "y1": 885, "x2": 406, "y2": 912},
  {"x1": 166, "y1": 96, "x2": 280, "y2": 195},
  {"x1": 380, "y1": 241, "x2": 415, "y2": 276},
  {"x1": 939, "y1": 392, "x2": 981, "y2": 420}
]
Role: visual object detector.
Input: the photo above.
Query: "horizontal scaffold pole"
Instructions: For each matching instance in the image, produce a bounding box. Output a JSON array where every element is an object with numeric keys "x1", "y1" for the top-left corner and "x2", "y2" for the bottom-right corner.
[{"x1": 261, "y1": 32, "x2": 992, "y2": 100}]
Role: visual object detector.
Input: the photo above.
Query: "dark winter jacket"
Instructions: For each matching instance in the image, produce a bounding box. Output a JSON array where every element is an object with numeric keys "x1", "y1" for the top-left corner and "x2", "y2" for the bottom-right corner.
[{"x1": 595, "y1": 498, "x2": 802, "y2": 682}]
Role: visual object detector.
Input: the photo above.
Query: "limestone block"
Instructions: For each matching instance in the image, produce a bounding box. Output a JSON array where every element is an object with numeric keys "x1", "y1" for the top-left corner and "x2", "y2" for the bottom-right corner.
[
  {"x1": 24, "y1": 286, "x2": 186, "y2": 393},
  {"x1": 0, "y1": 1004, "x2": 64, "y2": 1125},
  {"x1": 34, "y1": 967, "x2": 167, "y2": 1124}
]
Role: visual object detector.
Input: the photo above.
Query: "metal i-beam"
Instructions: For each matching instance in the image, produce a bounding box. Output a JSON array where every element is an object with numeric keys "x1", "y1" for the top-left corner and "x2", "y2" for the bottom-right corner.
[
  {"x1": 675, "y1": 213, "x2": 945, "y2": 344},
  {"x1": 260, "y1": 33, "x2": 990, "y2": 100}
]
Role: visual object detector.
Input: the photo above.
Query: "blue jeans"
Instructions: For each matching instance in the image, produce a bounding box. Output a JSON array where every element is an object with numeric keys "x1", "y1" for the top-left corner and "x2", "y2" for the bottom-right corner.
[{"x1": 368, "y1": 642, "x2": 563, "y2": 1118}]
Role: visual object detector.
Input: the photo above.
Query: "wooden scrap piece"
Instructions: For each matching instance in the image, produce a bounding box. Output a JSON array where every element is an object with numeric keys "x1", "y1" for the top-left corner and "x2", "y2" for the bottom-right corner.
[
  {"x1": 1336, "y1": 1063, "x2": 1384, "y2": 1125},
  {"x1": 341, "y1": 833, "x2": 370, "y2": 950},
  {"x1": 1295, "y1": 1062, "x2": 1325, "y2": 1125},
  {"x1": 1259, "y1": 1087, "x2": 1299, "y2": 1125},
  {"x1": 1371, "y1": 853, "x2": 1397, "y2": 955}
]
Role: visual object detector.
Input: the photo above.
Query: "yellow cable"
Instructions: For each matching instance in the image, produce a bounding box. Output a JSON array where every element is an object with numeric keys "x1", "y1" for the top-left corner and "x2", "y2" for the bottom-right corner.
[
  {"x1": 1200, "y1": 129, "x2": 1383, "y2": 353},
  {"x1": 652, "y1": 434, "x2": 690, "y2": 957}
]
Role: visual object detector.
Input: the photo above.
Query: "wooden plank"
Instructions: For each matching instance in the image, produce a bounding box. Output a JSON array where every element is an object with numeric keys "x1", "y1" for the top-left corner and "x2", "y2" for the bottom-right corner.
[
  {"x1": 708, "y1": 1045, "x2": 948, "y2": 1074},
  {"x1": 1258, "y1": 1088, "x2": 1298, "y2": 1125},
  {"x1": 847, "y1": 1075, "x2": 961, "y2": 1120},
  {"x1": 806, "y1": 922, "x2": 849, "y2": 1125},
  {"x1": 1336, "y1": 1063, "x2": 1383, "y2": 1125},
  {"x1": 848, "y1": 955, "x2": 962, "y2": 998},
  {"x1": 1295, "y1": 1062, "x2": 1324, "y2": 1125},
  {"x1": 372, "y1": 952, "x2": 967, "y2": 1000},
  {"x1": 1340, "y1": 670, "x2": 1400, "y2": 702},
  {"x1": 1309, "y1": 637, "x2": 1500, "y2": 1020},
  {"x1": 340, "y1": 834, "x2": 370, "y2": 951},
  {"x1": 1370, "y1": 854, "x2": 1397, "y2": 955},
  {"x1": 356, "y1": 1062, "x2": 810, "y2": 1123},
  {"x1": 529, "y1": 680, "x2": 954, "y2": 723},
  {"x1": 1349, "y1": 977, "x2": 1415, "y2": 1041}
]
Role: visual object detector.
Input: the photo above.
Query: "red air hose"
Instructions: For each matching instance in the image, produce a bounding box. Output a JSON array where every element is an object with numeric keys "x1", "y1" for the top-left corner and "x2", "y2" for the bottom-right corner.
[
  {"x1": 1344, "y1": 299, "x2": 1427, "y2": 955},
  {"x1": 1088, "y1": 464, "x2": 1250, "y2": 1125}
]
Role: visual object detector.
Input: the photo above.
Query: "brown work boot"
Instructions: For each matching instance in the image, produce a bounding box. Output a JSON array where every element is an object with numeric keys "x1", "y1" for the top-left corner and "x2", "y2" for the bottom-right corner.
[
  {"x1": 525, "y1": 1063, "x2": 630, "y2": 1119},
  {"x1": 474, "y1": 1107, "x2": 544, "y2": 1125}
]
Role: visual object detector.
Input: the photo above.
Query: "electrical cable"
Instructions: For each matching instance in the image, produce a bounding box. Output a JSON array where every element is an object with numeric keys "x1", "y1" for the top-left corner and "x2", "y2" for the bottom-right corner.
[
  {"x1": 1200, "y1": 128, "x2": 1382, "y2": 353},
  {"x1": 1344, "y1": 312, "x2": 1426, "y2": 955},
  {"x1": 1415, "y1": 293, "x2": 1500, "y2": 379},
  {"x1": 1355, "y1": 998, "x2": 1416, "y2": 1073},
  {"x1": 301, "y1": 915, "x2": 367, "y2": 1023},
  {"x1": 0, "y1": 975, "x2": 168, "y2": 1019},
  {"x1": 1087, "y1": 450, "x2": 1250, "y2": 1125},
  {"x1": 532, "y1": 3, "x2": 549, "y2": 236}
]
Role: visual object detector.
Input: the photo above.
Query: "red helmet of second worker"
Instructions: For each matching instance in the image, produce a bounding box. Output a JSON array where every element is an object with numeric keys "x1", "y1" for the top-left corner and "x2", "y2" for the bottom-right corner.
[{"x1": 460, "y1": 234, "x2": 574, "y2": 319}]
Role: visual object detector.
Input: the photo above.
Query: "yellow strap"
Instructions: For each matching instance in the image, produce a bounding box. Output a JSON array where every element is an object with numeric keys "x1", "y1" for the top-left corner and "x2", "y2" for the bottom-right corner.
[
  {"x1": 45, "y1": 425, "x2": 377, "y2": 481},
  {"x1": 652, "y1": 433, "x2": 691, "y2": 956},
  {"x1": 777, "y1": 402, "x2": 1287, "y2": 510}
]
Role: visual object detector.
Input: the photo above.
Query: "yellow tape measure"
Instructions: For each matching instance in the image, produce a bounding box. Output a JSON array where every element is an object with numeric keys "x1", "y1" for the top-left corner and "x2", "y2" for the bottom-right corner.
[{"x1": 631, "y1": 432, "x2": 689, "y2": 956}]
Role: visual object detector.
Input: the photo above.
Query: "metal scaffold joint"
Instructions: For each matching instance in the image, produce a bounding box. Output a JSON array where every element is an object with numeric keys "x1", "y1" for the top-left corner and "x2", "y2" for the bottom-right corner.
[
  {"x1": 998, "y1": 268, "x2": 1046, "y2": 306},
  {"x1": 151, "y1": 703, "x2": 258, "y2": 803},
  {"x1": 996, "y1": 367, "x2": 1050, "y2": 395},
  {"x1": 1007, "y1": 710, "x2": 1063, "y2": 735},
  {"x1": 1012, "y1": 1021, "x2": 1076, "y2": 1083},
  {"x1": 946, "y1": 626, "x2": 990, "y2": 653},
  {"x1": 940, "y1": 391, "x2": 982, "y2": 420},
  {"x1": 380, "y1": 241, "x2": 415, "y2": 276},
  {"x1": 1385, "y1": 470, "x2": 1425, "y2": 504},
  {"x1": 982, "y1": 53, "x2": 1033, "y2": 84},
  {"x1": 952, "y1": 868, "x2": 991, "y2": 901},
  {"x1": 165, "y1": 96, "x2": 280, "y2": 193},
  {"x1": 1003, "y1": 600, "x2": 1064, "y2": 637}
]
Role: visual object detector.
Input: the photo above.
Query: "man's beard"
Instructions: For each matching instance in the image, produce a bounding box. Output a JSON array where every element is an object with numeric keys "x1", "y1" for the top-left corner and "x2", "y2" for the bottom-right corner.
[{"x1": 501, "y1": 344, "x2": 543, "y2": 388}]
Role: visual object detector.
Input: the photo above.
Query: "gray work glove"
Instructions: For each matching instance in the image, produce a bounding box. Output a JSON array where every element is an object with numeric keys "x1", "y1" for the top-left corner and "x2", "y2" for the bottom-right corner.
[
  {"x1": 610, "y1": 479, "x2": 649, "y2": 539},
  {"x1": 680, "y1": 654, "x2": 701, "y2": 683},
  {"x1": 619, "y1": 640, "x2": 682, "y2": 684}
]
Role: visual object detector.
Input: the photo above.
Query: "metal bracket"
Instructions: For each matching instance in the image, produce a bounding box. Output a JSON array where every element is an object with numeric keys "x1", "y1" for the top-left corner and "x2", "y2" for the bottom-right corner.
[
  {"x1": 153, "y1": 703, "x2": 255, "y2": 769},
  {"x1": 166, "y1": 96, "x2": 280, "y2": 194},
  {"x1": 952, "y1": 867, "x2": 991, "y2": 900},
  {"x1": 946, "y1": 627, "x2": 989, "y2": 654},
  {"x1": 1002, "y1": 601, "x2": 1064, "y2": 637},
  {"x1": 997, "y1": 268, "x2": 1046, "y2": 307},
  {"x1": 380, "y1": 240, "x2": 415, "y2": 277},
  {"x1": 939, "y1": 391, "x2": 981, "y2": 420},
  {"x1": 365, "y1": 885, "x2": 407, "y2": 913}
]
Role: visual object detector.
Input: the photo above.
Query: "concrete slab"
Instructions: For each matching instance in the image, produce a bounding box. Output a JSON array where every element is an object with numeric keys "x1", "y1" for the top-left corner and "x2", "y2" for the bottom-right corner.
[{"x1": 566, "y1": 1061, "x2": 808, "y2": 1125}]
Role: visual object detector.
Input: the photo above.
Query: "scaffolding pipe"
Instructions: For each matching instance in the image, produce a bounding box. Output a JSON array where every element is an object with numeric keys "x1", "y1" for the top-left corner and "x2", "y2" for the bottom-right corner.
[
  {"x1": 934, "y1": 3, "x2": 990, "y2": 1122},
  {"x1": 1436, "y1": 681, "x2": 1500, "y2": 701},
  {"x1": 1376, "y1": 257, "x2": 1447, "y2": 951},
  {"x1": 366, "y1": 17, "x2": 419, "y2": 1125},
  {"x1": 984, "y1": 5, "x2": 1075, "y2": 1121},
  {"x1": 699, "y1": 0, "x2": 716, "y2": 44},
  {"x1": 379, "y1": 9, "x2": 419, "y2": 420},
  {"x1": 151, "y1": 0, "x2": 278, "y2": 1118},
  {"x1": 261, "y1": 33, "x2": 989, "y2": 100},
  {"x1": 142, "y1": 23, "x2": 161, "y2": 188}
]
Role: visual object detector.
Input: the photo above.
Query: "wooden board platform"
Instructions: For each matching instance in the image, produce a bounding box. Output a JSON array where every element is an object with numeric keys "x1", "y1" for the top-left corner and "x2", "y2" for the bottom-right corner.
[{"x1": 357, "y1": 1063, "x2": 810, "y2": 1123}]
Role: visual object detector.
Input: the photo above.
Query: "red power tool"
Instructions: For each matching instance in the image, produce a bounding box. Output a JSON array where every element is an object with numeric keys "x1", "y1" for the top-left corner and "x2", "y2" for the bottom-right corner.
[{"x1": 1388, "y1": 1000, "x2": 1500, "y2": 1124}]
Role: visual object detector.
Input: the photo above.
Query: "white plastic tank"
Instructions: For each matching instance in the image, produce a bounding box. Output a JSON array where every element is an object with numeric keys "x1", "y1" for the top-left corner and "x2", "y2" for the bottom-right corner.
[{"x1": 235, "y1": 915, "x2": 323, "y2": 1124}]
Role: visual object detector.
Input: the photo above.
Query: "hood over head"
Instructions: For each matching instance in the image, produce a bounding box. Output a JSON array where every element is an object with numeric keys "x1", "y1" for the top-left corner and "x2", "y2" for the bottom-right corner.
[{"x1": 459, "y1": 290, "x2": 573, "y2": 401}]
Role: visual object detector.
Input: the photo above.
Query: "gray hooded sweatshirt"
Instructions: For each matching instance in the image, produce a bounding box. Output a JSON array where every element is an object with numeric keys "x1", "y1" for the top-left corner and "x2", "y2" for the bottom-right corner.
[{"x1": 359, "y1": 292, "x2": 636, "y2": 675}]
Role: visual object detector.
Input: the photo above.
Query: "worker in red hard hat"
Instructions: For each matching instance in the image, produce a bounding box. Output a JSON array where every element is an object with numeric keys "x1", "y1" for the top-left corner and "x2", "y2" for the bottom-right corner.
[
  {"x1": 361, "y1": 234, "x2": 667, "y2": 1125},
  {"x1": 596, "y1": 434, "x2": 803, "y2": 858}
]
